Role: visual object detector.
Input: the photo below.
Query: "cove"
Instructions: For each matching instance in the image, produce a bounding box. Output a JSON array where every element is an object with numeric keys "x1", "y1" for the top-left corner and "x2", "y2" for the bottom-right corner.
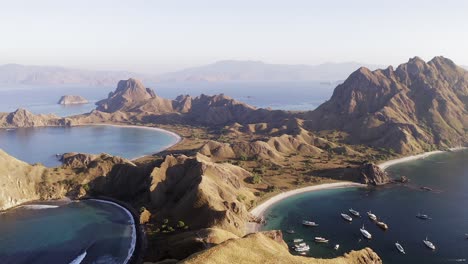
[
  {"x1": 261, "y1": 150, "x2": 468, "y2": 264},
  {"x1": 0, "y1": 125, "x2": 180, "y2": 167},
  {"x1": 0, "y1": 199, "x2": 135, "y2": 264}
]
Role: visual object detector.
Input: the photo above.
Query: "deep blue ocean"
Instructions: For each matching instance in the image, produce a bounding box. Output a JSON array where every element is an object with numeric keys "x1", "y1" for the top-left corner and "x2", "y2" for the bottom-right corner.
[{"x1": 261, "y1": 150, "x2": 468, "y2": 263}]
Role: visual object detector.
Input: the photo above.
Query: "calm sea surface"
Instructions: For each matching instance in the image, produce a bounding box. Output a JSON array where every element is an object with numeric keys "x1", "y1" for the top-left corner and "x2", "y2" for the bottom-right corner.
[
  {"x1": 0, "y1": 126, "x2": 179, "y2": 167},
  {"x1": 0, "y1": 81, "x2": 335, "y2": 116},
  {"x1": 0, "y1": 200, "x2": 134, "y2": 264},
  {"x1": 261, "y1": 150, "x2": 468, "y2": 264}
]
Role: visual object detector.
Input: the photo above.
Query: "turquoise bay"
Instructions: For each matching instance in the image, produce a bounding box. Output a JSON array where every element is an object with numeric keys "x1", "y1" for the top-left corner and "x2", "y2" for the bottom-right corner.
[
  {"x1": 261, "y1": 150, "x2": 468, "y2": 264},
  {"x1": 0, "y1": 125, "x2": 179, "y2": 167}
]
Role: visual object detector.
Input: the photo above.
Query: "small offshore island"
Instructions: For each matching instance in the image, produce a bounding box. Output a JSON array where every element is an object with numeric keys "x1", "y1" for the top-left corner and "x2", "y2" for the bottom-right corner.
[
  {"x1": 58, "y1": 95, "x2": 89, "y2": 105},
  {"x1": 0, "y1": 57, "x2": 466, "y2": 264}
]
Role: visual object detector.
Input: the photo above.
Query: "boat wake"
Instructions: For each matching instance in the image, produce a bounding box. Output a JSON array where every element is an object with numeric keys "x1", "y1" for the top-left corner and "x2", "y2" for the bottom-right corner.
[
  {"x1": 68, "y1": 251, "x2": 87, "y2": 264},
  {"x1": 20, "y1": 204, "x2": 59, "y2": 210}
]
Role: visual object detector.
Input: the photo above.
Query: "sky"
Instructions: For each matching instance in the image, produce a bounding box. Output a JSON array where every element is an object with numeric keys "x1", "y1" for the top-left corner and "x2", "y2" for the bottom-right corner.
[{"x1": 1, "y1": 0, "x2": 468, "y2": 73}]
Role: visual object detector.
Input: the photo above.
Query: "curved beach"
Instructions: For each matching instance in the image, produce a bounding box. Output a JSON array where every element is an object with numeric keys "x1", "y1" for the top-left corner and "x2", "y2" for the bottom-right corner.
[
  {"x1": 246, "y1": 182, "x2": 365, "y2": 234},
  {"x1": 378, "y1": 147, "x2": 467, "y2": 171}
]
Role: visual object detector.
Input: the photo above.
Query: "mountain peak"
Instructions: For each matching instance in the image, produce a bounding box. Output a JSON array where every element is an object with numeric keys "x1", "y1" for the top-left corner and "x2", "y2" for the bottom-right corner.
[{"x1": 96, "y1": 78, "x2": 157, "y2": 112}]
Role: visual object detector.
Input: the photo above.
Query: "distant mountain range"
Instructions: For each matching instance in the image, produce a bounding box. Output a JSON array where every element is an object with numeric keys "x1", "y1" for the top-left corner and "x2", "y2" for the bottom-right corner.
[
  {"x1": 0, "y1": 64, "x2": 146, "y2": 87},
  {"x1": 0, "y1": 61, "x2": 383, "y2": 86},
  {"x1": 158, "y1": 60, "x2": 383, "y2": 82}
]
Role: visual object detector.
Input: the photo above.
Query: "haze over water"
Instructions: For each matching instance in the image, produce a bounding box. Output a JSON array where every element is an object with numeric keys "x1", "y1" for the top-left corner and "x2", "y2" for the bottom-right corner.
[
  {"x1": 0, "y1": 81, "x2": 334, "y2": 117},
  {"x1": 261, "y1": 150, "x2": 468, "y2": 264}
]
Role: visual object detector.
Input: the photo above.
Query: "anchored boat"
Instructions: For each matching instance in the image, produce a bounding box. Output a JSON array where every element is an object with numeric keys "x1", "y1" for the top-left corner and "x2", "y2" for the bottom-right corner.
[
  {"x1": 293, "y1": 238, "x2": 303, "y2": 243},
  {"x1": 395, "y1": 242, "x2": 405, "y2": 254},
  {"x1": 302, "y1": 220, "x2": 319, "y2": 227},
  {"x1": 416, "y1": 213, "x2": 431, "y2": 220},
  {"x1": 341, "y1": 213, "x2": 353, "y2": 222},
  {"x1": 314, "y1": 237, "x2": 329, "y2": 243},
  {"x1": 349, "y1": 208, "x2": 360, "y2": 217},
  {"x1": 360, "y1": 225, "x2": 372, "y2": 239},
  {"x1": 376, "y1": 221, "x2": 388, "y2": 230},
  {"x1": 423, "y1": 237, "x2": 436, "y2": 250},
  {"x1": 367, "y1": 211, "x2": 377, "y2": 221}
]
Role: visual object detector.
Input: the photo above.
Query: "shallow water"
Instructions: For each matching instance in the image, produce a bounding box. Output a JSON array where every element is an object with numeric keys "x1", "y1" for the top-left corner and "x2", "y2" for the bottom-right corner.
[
  {"x1": 0, "y1": 125, "x2": 179, "y2": 166},
  {"x1": 261, "y1": 150, "x2": 468, "y2": 263},
  {"x1": 0, "y1": 200, "x2": 134, "y2": 264}
]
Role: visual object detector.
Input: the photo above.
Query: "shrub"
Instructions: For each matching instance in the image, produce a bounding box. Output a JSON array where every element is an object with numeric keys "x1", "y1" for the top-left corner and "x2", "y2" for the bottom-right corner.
[
  {"x1": 177, "y1": 221, "x2": 185, "y2": 228},
  {"x1": 249, "y1": 173, "x2": 262, "y2": 184}
]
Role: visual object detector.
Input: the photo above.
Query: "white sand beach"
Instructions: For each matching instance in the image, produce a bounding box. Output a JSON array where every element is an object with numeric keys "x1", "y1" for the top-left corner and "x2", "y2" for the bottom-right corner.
[
  {"x1": 378, "y1": 147, "x2": 467, "y2": 171},
  {"x1": 246, "y1": 182, "x2": 366, "y2": 234}
]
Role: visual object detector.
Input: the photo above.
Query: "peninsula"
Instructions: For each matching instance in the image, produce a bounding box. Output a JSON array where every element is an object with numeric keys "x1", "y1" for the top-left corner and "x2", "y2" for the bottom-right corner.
[{"x1": 0, "y1": 56, "x2": 466, "y2": 264}]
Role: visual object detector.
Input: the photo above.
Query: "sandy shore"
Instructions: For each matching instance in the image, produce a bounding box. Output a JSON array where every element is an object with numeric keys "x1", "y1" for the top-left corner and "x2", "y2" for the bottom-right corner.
[
  {"x1": 246, "y1": 182, "x2": 366, "y2": 234},
  {"x1": 378, "y1": 147, "x2": 467, "y2": 171}
]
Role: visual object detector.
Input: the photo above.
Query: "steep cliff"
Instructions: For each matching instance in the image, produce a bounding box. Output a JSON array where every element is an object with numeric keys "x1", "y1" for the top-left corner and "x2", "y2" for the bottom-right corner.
[
  {"x1": 0, "y1": 149, "x2": 45, "y2": 210},
  {"x1": 305, "y1": 56, "x2": 468, "y2": 154}
]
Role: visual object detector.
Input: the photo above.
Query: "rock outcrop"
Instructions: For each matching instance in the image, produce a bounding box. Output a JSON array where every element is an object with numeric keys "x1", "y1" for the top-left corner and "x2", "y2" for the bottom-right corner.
[
  {"x1": 57, "y1": 95, "x2": 88, "y2": 105},
  {"x1": 181, "y1": 230, "x2": 382, "y2": 264},
  {"x1": 305, "y1": 56, "x2": 468, "y2": 154},
  {"x1": 359, "y1": 163, "x2": 391, "y2": 185},
  {"x1": 0, "y1": 108, "x2": 70, "y2": 128}
]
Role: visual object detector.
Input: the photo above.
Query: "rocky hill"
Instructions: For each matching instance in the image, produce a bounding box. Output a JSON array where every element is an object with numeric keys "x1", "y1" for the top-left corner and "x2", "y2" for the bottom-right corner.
[
  {"x1": 305, "y1": 56, "x2": 468, "y2": 154},
  {"x1": 0, "y1": 108, "x2": 71, "y2": 128},
  {"x1": 0, "y1": 149, "x2": 46, "y2": 210},
  {"x1": 57, "y1": 95, "x2": 88, "y2": 105},
  {"x1": 181, "y1": 231, "x2": 381, "y2": 264},
  {"x1": 92, "y1": 78, "x2": 289, "y2": 126}
]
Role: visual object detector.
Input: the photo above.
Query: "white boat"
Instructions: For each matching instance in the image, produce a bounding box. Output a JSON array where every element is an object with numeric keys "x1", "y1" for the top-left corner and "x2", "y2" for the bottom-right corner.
[
  {"x1": 334, "y1": 244, "x2": 340, "y2": 250},
  {"x1": 395, "y1": 242, "x2": 405, "y2": 254},
  {"x1": 423, "y1": 237, "x2": 436, "y2": 250},
  {"x1": 296, "y1": 242, "x2": 307, "y2": 247},
  {"x1": 286, "y1": 229, "x2": 295, "y2": 234},
  {"x1": 341, "y1": 213, "x2": 353, "y2": 222},
  {"x1": 349, "y1": 208, "x2": 360, "y2": 217},
  {"x1": 302, "y1": 220, "x2": 319, "y2": 227},
  {"x1": 293, "y1": 238, "x2": 303, "y2": 243},
  {"x1": 314, "y1": 237, "x2": 329, "y2": 243},
  {"x1": 360, "y1": 225, "x2": 372, "y2": 239},
  {"x1": 294, "y1": 245, "x2": 310, "y2": 252},
  {"x1": 367, "y1": 211, "x2": 377, "y2": 221}
]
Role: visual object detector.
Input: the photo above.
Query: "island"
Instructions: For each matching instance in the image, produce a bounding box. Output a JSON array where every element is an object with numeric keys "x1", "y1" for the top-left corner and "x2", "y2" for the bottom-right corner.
[
  {"x1": 0, "y1": 56, "x2": 467, "y2": 264},
  {"x1": 57, "y1": 95, "x2": 88, "y2": 105}
]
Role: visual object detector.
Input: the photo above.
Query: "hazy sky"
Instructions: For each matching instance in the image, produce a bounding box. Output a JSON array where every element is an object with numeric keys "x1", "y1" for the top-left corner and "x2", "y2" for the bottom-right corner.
[{"x1": 1, "y1": 0, "x2": 468, "y2": 73}]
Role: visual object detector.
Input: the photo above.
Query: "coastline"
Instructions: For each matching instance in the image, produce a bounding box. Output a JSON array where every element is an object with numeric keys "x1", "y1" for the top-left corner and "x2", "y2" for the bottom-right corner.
[
  {"x1": 246, "y1": 182, "x2": 366, "y2": 234},
  {"x1": 73, "y1": 123, "x2": 182, "y2": 161},
  {"x1": 378, "y1": 147, "x2": 467, "y2": 171}
]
